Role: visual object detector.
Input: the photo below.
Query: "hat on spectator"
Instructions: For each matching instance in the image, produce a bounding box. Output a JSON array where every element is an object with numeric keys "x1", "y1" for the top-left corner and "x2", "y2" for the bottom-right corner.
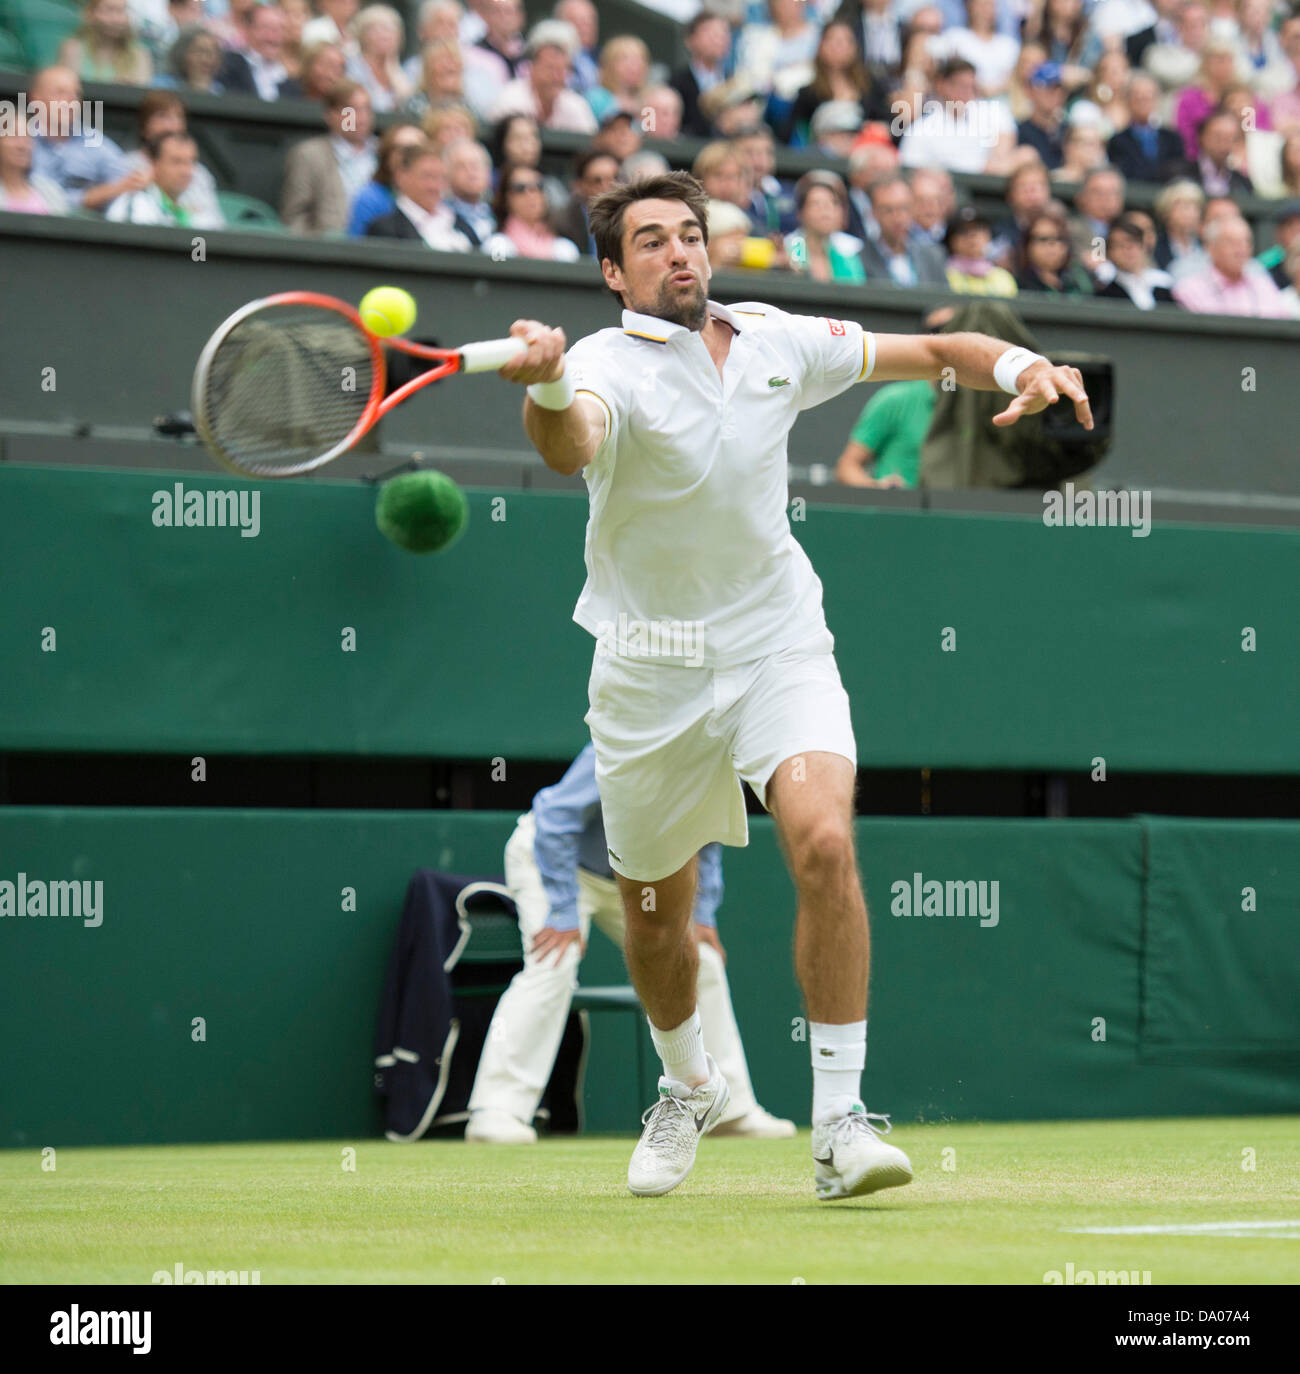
[
  {"x1": 944, "y1": 204, "x2": 991, "y2": 251},
  {"x1": 810, "y1": 100, "x2": 864, "y2": 140},
  {"x1": 525, "y1": 18, "x2": 579, "y2": 60},
  {"x1": 1029, "y1": 62, "x2": 1064, "y2": 89},
  {"x1": 851, "y1": 121, "x2": 894, "y2": 155},
  {"x1": 706, "y1": 198, "x2": 752, "y2": 237}
]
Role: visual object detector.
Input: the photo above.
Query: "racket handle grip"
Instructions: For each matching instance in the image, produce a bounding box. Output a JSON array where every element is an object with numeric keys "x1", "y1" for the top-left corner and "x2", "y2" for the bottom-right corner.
[{"x1": 459, "y1": 337, "x2": 528, "y2": 373}]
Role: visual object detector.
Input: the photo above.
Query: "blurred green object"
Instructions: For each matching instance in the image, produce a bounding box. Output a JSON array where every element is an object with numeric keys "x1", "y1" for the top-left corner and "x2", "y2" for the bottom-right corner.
[
  {"x1": 0, "y1": 0, "x2": 80, "y2": 67},
  {"x1": 0, "y1": 24, "x2": 26, "y2": 65},
  {"x1": 375, "y1": 470, "x2": 469, "y2": 554},
  {"x1": 215, "y1": 190, "x2": 283, "y2": 232}
]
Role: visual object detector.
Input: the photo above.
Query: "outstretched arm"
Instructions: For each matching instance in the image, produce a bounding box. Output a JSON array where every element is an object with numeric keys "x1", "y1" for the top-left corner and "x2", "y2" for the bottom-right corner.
[{"x1": 872, "y1": 331, "x2": 1094, "y2": 430}]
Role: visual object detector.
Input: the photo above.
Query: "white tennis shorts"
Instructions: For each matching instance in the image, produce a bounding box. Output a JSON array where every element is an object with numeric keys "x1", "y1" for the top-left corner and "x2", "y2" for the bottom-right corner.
[{"x1": 583, "y1": 626, "x2": 857, "y2": 882}]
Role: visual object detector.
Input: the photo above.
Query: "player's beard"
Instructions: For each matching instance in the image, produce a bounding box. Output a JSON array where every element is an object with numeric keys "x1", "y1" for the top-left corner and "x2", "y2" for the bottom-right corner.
[{"x1": 641, "y1": 273, "x2": 707, "y2": 331}]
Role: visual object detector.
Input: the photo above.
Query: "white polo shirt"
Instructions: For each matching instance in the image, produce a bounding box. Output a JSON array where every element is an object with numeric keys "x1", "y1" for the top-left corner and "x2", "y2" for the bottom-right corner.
[{"x1": 564, "y1": 299, "x2": 875, "y2": 670}]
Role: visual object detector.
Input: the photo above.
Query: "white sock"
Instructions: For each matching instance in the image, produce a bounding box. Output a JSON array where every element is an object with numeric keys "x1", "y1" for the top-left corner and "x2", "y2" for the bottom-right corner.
[
  {"x1": 650, "y1": 1008, "x2": 709, "y2": 1089},
  {"x1": 811, "y1": 1019, "x2": 866, "y2": 1124}
]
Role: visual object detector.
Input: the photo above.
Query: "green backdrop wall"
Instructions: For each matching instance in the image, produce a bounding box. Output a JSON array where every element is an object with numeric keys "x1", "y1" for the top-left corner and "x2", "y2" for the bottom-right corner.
[
  {"x1": 1, "y1": 808, "x2": 1296, "y2": 1148},
  {"x1": 1, "y1": 465, "x2": 1297, "y2": 773}
]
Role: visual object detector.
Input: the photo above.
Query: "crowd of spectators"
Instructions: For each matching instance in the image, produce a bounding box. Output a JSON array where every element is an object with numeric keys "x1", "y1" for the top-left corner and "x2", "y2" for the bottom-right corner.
[{"x1": 3, "y1": 0, "x2": 1300, "y2": 319}]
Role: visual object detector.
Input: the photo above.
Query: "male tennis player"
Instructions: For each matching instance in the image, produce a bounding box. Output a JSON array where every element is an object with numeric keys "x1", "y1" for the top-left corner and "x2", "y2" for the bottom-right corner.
[{"x1": 497, "y1": 171, "x2": 1092, "y2": 1200}]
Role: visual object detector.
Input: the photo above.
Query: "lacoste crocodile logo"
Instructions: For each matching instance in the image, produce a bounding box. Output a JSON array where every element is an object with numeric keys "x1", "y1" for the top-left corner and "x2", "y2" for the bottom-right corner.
[{"x1": 767, "y1": 376, "x2": 791, "y2": 389}]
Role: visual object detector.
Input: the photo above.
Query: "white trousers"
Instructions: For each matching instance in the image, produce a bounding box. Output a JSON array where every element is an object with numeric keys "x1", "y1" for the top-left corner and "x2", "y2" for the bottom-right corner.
[{"x1": 467, "y1": 812, "x2": 759, "y2": 1125}]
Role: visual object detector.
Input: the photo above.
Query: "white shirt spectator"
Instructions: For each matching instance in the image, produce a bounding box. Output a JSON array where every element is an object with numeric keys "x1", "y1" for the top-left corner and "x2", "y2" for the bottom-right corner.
[
  {"x1": 125, "y1": 147, "x2": 224, "y2": 228},
  {"x1": 488, "y1": 77, "x2": 597, "y2": 133},
  {"x1": 899, "y1": 98, "x2": 1016, "y2": 172},
  {"x1": 394, "y1": 192, "x2": 472, "y2": 250},
  {"x1": 483, "y1": 228, "x2": 580, "y2": 261},
  {"x1": 107, "y1": 182, "x2": 226, "y2": 227}
]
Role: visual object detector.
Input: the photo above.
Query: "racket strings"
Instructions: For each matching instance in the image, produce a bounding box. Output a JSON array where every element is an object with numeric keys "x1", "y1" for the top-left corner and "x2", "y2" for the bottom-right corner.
[{"x1": 200, "y1": 309, "x2": 379, "y2": 476}]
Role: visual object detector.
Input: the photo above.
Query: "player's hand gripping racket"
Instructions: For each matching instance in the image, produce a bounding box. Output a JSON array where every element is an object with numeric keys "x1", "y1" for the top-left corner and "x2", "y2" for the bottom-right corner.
[{"x1": 192, "y1": 291, "x2": 525, "y2": 478}]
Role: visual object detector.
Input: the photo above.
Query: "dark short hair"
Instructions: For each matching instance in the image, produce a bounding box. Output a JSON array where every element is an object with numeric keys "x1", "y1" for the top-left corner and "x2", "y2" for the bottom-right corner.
[
  {"x1": 588, "y1": 171, "x2": 710, "y2": 296},
  {"x1": 686, "y1": 8, "x2": 727, "y2": 39},
  {"x1": 938, "y1": 57, "x2": 976, "y2": 81},
  {"x1": 325, "y1": 79, "x2": 367, "y2": 111},
  {"x1": 1107, "y1": 213, "x2": 1147, "y2": 249},
  {"x1": 571, "y1": 147, "x2": 619, "y2": 182},
  {"x1": 395, "y1": 143, "x2": 440, "y2": 176},
  {"x1": 143, "y1": 130, "x2": 195, "y2": 160},
  {"x1": 794, "y1": 169, "x2": 848, "y2": 214},
  {"x1": 137, "y1": 89, "x2": 183, "y2": 136},
  {"x1": 866, "y1": 170, "x2": 909, "y2": 205}
]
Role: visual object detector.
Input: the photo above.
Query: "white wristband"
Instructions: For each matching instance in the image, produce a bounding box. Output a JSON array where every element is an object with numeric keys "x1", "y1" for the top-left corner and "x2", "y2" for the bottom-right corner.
[
  {"x1": 526, "y1": 370, "x2": 576, "y2": 410},
  {"x1": 993, "y1": 346, "x2": 1049, "y2": 396}
]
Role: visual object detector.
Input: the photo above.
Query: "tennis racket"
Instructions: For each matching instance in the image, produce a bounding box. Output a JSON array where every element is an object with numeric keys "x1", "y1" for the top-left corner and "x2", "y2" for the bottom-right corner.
[{"x1": 192, "y1": 290, "x2": 526, "y2": 479}]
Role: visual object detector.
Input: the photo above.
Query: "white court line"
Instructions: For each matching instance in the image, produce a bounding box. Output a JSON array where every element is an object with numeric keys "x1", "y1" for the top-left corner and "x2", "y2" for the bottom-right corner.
[{"x1": 1064, "y1": 1221, "x2": 1300, "y2": 1238}]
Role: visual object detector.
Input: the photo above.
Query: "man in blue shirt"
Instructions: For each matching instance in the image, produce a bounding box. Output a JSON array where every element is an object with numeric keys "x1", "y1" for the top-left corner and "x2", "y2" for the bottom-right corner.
[
  {"x1": 27, "y1": 67, "x2": 141, "y2": 213},
  {"x1": 467, "y1": 743, "x2": 795, "y2": 1143}
]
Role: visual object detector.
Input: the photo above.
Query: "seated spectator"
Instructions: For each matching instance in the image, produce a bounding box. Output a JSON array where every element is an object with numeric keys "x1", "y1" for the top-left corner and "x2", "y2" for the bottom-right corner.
[
  {"x1": 462, "y1": 0, "x2": 528, "y2": 123},
  {"x1": 1094, "y1": 214, "x2": 1178, "y2": 306},
  {"x1": 1269, "y1": 16, "x2": 1300, "y2": 135},
  {"x1": 58, "y1": 0, "x2": 153, "y2": 86},
  {"x1": 1278, "y1": 240, "x2": 1300, "y2": 318},
  {"x1": 1015, "y1": 204, "x2": 1095, "y2": 293},
  {"x1": 554, "y1": 0, "x2": 599, "y2": 94},
  {"x1": 1238, "y1": 0, "x2": 1290, "y2": 94},
  {"x1": 586, "y1": 35, "x2": 651, "y2": 125},
  {"x1": 834, "y1": 310, "x2": 957, "y2": 489},
  {"x1": 106, "y1": 131, "x2": 212, "y2": 225},
  {"x1": 553, "y1": 147, "x2": 618, "y2": 255},
  {"x1": 483, "y1": 161, "x2": 580, "y2": 260},
  {"x1": 487, "y1": 112, "x2": 566, "y2": 215},
  {"x1": 347, "y1": 5, "x2": 414, "y2": 113},
  {"x1": 1107, "y1": 70, "x2": 1187, "y2": 181},
  {"x1": 908, "y1": 165, "x2": 955, "y2": 246},
  {"x1": 1023, "y1": 0, "x2": 1093, "y2": 91},
  {"x1": 1143, "y1": 0, "x2": 1208, "y2": 93},
  {"x1": 402, "y1": 1, "x2": 465, "y2": 84},
  {"x1": 605, "y1": 103, "x2": 647, "y2": 152},
  {"x1": 443, "y1": 135, "x2": 496, "y2": 247},
  {"x1": 937, "y1": 0, "x2": 1020, "y2": 96},
  {"x1": 1173, "y1": 35, "x2": 1243, "y2": 160},
  {"x1": 488, "y1": 21, "x2": 596, "y2": 132},
  {"x1": 784, "y1": 170, "x2": 867, "y2": 283},
  {"x1": 421, "y1": 104, "x2": 479, "y2": 152},
  {"x1": 27, "y1": 66, "x2": 141, "y2": 213},
  {"x1": 156, "y1": 24, "x2": 226, "y2": 93},
  {"x1": 1052, "y1": 121, "x2": 1108, "y2": 182},
  {"x1": 808, "y1": 100, "x2": 870, "y2": 160},
  {"x1": 844, "y1": 138, "x2": 900, "y2": 240},
  {"x1": 1193, "y1": 107, "x2": 1253, "y2": 195},
  {"x1": 1018, "y1": 61, "x2": 1068, "y2": 169},
  {"x1": 899, "y1": 57, "x2": 1018, "y2": 174},
  {"x1": 990, "y1": 158, "x2": 1052, "y2": 265},
  {"x1": 785, "y1": 20, "x2": 890, "y2": 147},
  {"x1": 1067, "y1": 49, "x2": 1133, "y2": 138},
  {"x1": 734, "y1": 0, "x2": 818, "y2": 103},
  {"x1": 0, "y1": 130, "x2": 69, "y2": 215},
  {"x1": 859, "y1": 171, "x2": 948, "y2": 286},
  {"x1": 346, "y1": 121, "x2": 427, "y2": 235},
  {"x1": 692, "y1": 140, "x2": 751, "y2": 214},
  {"x1": 125, "y1": 90, "x2": 223, "y2": 227},
  {"x1": 220, "y1": 5, "x2": 290, "y2": 100},
  {"x1": 705, "y1": 197, "x2": 762, "y2": 271},
  {"x1": 945, "y1": 205, "x2": 1018, "y2": 295},
  {"x1": 733, "y1": 122, "x2": 796, "y2": 235},
  {"x1": 1068, "y1": 165, "x2": 1126, "y2": 276},
  {"x1": 1257, "y1": 198, "x2": 1300, "y2": 287},
  {"x1": 621, "y1": 149, "x2": 671, "y2": 183},
  {"x1": 671, "y1": 10, "x2": 734, "y2": 139},
  {"x1": 1223, "y1": 82, "x2": 1284, "y2": 194},
  {"x1": 279, "y1": 38, "x2": 347, "y2": 100},
  {"x1": 280, "y1": 79, "x2": 376, "y2": 233},
  {"x1": 302, "y1": 0, "x2": 360, "y2": 57},
  {"x1": 698, "y1": 79, "x2": 769, "y2": 139},
  {"x1": 402, "y1": 38, "x2": 465, "y2": 119},
  {"x1": 1152, "y1": 176, "x2": 1207, "y2": 277},
  {"x1": 1173, "y1": 213, "x2": 1292, "y2": 314},
  {"x1": 1006, "y1": 39, "x2": 1048, "y2": 123},
  {"x1": 641, "y1": 85, "x2": 684, "y2": 141},
  {"x1": 366, "y1": 142, "x2": 472, "y2": 249}
]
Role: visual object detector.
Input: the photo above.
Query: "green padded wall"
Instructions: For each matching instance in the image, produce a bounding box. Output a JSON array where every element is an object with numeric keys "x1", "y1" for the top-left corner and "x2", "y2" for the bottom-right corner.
[
  {"x1": 1, "y1": 808, "x2": 1296, "y2": 1148},
  {"x1": 1, "y1": 465, "x2": 1297, "y2": 772}
]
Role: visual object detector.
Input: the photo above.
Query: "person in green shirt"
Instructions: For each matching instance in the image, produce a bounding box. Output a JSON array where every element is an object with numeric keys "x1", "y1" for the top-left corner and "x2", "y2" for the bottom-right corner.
[
  {"x1": 834, "y1": 305, "x2": 953, "y2": 489},
  {"x1": 784, "y1": 169, "x2": 867, "y2": 284}
]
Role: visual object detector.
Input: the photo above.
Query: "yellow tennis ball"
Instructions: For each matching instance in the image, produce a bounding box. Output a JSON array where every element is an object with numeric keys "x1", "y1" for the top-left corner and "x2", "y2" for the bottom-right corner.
[{"x1": 359, "y1": 286, "x2": 417, "y2": 338}]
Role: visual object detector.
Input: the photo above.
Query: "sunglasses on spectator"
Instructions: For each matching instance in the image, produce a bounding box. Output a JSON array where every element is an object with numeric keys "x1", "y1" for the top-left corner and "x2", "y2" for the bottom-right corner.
[
  {"x1": 509, "y1": 179, "x2": 543, "y2": 192},
  {"x1": 1030, "y1": 233, "x2": 1067, "y2": 244}
]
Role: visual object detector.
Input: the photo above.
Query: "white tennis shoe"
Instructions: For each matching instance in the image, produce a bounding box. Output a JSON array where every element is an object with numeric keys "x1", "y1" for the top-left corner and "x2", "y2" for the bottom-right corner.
[
  {"x1": 711, "y1": 1106, "x2": 798, "y2": 1139},
  {"x1": 627, "y1": 1054, "x2": 730, "y2": 1196},
  {"x1": 811, "y1": 1105, "x2": 913, "y2": 1200}
]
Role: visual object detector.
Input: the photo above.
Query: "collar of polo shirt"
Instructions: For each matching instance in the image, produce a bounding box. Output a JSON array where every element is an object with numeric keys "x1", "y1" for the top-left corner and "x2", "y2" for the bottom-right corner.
[{"x1": 620, "y1": 299, "x2": 749, "y2": 344}]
